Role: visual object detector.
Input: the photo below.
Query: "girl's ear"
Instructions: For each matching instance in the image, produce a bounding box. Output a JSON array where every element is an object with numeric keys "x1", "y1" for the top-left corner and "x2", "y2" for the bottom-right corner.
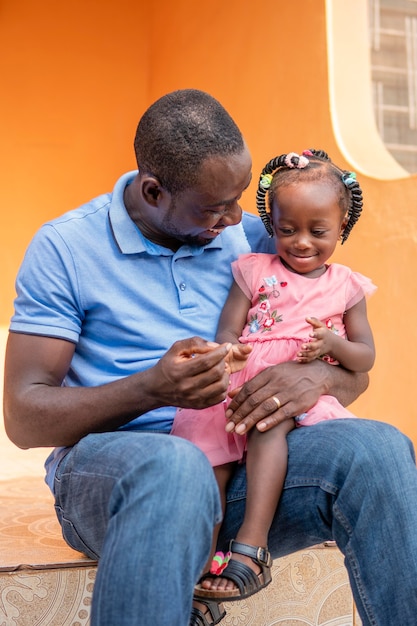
[{"x1": 339, "y1": 214, "x2": 349, "y2": 238}]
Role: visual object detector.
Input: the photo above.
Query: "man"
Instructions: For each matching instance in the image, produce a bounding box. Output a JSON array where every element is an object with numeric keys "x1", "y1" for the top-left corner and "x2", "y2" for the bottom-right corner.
[{"x1": 4, "y1": 89, "x2": 417, "y2": 626}]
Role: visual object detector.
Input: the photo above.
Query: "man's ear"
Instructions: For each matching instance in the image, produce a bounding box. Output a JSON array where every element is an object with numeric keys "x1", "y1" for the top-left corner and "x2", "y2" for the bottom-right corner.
[{"x1": 142, "y1": 176, "x2": 163, "y2": 206}]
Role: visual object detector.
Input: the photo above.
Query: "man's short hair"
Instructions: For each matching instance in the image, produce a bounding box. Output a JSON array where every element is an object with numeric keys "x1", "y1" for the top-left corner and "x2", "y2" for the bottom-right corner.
[{"x1": 134, "y1": 89, "x2": 245, "y2": 193}]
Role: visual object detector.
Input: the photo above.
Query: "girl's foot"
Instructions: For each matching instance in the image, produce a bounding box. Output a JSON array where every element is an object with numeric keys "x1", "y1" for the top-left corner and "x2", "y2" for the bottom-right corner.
[
  {"x1": 194, "y1": 540, "x2": 272, "y2": 602},
  {"x1": 201, "y1": 548, "x2": 258, "y2": 593}
]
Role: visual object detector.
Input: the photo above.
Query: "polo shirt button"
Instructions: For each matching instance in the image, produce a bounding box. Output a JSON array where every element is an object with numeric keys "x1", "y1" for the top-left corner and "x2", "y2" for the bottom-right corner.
[{"x1": 179, "y1": 282, "x2": 186, "y2": 291}]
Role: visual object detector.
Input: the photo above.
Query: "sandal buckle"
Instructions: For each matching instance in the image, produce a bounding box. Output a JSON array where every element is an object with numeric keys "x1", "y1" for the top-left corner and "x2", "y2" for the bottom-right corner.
[{"x1": 256, "y1": 546, "x2": 272, "y2": 566}]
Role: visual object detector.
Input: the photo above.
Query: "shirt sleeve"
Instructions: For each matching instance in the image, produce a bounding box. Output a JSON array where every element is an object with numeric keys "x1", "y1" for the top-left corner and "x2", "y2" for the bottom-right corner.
[
  {"x1": 10, "y1": 224, "x2": 83, "y2": 342},
  {"x1": 241, "y1": 212, "x2": 275, "y2": 253}
]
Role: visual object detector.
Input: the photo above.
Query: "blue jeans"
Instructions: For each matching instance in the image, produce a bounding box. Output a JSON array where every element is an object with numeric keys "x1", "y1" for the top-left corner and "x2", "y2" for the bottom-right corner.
[
  {"x1": 54, "y1": 419, "x2": 417, "y2": 626},
  {"x1": 220, "y1": 418, "x2": 417, "y2": 626},
  {"x1": 54, "y1": 431, "x2": 222, "y2": 626}
]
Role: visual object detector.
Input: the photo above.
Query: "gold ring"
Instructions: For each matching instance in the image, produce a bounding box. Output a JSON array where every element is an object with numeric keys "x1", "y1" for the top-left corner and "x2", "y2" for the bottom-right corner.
[{"x1": 272, "y1": 396, "x2": 281, "y2": 410}]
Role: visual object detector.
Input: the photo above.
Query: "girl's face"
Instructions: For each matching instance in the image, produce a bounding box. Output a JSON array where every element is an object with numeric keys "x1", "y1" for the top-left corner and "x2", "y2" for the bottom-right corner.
[{"x1": 271, "y1": 180, "x2": 347, "y2": 277}]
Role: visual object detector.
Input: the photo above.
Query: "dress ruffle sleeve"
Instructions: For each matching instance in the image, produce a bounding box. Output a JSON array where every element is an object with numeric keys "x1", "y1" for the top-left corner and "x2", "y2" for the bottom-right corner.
[
  {"x1": 345, "y1": 271, "x2": 377, "y2": 310},
  {"x1": 231, "y1": 254, "x2": 258, "y2": 301}
]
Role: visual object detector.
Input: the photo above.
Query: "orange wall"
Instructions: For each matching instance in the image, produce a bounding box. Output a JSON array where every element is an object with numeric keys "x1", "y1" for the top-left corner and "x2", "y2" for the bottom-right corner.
[
  {"x1": 0, "y1": 0, "x2": 149, "y2": 308},
  {"x1": 1, "y1": 1, "x2": 416, "y2": 444}
]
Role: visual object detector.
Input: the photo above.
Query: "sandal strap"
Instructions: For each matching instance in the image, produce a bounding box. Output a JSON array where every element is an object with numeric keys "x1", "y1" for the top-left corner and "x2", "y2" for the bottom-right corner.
[
  {"x1": 220, "y1": 558, "x2": 261, "y2": 596},
  {"x1": 190, "y1": 600, "x2": 226, "y2": 626},
  {"x1": 190, "y1": 606, "x2": 210, "y2": 626},
  {"x1": 214, "y1": 556, "x2": 272, "y2": 599},
  {"x1": 229, "y1": 539, "x2": 272, "y2": 567}
]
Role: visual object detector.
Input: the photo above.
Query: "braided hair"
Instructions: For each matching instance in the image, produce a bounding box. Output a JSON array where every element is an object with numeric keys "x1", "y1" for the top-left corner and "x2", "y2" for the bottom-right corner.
[{"x1": 256, "y1": 149, "x2": 363, "y2": 244}]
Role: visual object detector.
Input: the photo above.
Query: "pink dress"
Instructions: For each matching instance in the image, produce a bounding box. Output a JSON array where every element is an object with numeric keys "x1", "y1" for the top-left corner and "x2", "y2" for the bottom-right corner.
[{"x1": 171, "y1": 254, "x2": 377, "y2": 467}]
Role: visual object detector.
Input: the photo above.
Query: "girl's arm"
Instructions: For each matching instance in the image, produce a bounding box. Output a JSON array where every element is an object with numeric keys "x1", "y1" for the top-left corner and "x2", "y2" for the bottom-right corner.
[
  {"x1": 216, "y1": 280, "x2": 253, "y2": 373},
  {"x1": 216, "y1": 280, "x2": 251, "y2": 344},
  {"x1": 298, "y1": 297, "x2": 375, "y2": 373}
]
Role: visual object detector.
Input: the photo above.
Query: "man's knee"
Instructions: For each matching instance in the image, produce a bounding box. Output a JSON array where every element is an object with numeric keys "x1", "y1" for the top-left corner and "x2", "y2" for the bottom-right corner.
[
  {"x1": 123, "y1": 435, "x2": 220, "y2": 517},
  {"x1": 324, "y1": 419, "x2": 416, "y2": 495},
  {"x1": 287, "y1": 418, "x2": 415, "y2": 488},
  {"x1": 346, "y1": 419, "x2": 414, "y2": 465}
]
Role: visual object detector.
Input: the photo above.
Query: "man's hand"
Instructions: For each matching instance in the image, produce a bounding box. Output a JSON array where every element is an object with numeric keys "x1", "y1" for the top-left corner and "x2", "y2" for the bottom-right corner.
[
  {"x1": 4, "y1": 333, "x2": 235, "y2": 449},
  {"x1": 224, "y1": 358, "x2": 367, "y2": 435},
  {"x1": 153, "y1": 337, "x2": 234, "y2": 409}
]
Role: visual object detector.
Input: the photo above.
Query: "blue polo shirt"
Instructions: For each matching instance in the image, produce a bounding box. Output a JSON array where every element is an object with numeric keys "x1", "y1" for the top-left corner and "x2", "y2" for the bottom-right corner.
[{"x1": 10, "y1": 171, "x2": 275, "y2": 488}]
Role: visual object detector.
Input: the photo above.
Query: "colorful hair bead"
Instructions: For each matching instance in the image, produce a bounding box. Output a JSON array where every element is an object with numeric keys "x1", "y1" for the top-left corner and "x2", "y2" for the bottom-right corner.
[
  {"x1": 284, "y1": 152, "x2": 309, "y2": 169},
  {"x1": 342, "y1": 171, "x2": 357, "y2": 187},
  {"x1": 298, "y1": 155, "x2": 309, "y2": 168},
  {"x1": 259, "y1": 173, "x2": 273, "y2": 190}
]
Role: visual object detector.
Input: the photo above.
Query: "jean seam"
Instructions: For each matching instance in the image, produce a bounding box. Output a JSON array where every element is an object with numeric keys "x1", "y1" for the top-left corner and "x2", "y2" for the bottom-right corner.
[
  {"x1": 333, "y1": 503, "x2": 377, "y2": 626},
  {"x1": 56, "y1": 506, "x2": 100, "y2": 560},
  {"x1": 226, "y1": 476, "x2": 339, "y2": 504}
]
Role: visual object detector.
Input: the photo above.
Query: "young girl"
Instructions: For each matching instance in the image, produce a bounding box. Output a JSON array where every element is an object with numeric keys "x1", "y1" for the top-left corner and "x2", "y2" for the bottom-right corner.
[{"x1": 172, "y1": 149, "x2": 376, "y2": 603}]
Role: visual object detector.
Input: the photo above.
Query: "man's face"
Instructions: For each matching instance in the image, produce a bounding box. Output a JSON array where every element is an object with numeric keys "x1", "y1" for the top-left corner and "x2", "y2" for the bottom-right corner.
[{"x1": 154, "y1": 145, "x2": 252, "y2": 248}]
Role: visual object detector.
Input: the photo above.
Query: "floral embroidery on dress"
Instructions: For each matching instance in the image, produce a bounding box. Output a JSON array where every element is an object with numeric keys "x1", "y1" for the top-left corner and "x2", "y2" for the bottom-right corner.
[
  {"x1": 325, "y1": 318, "x2": 338, "y2": 334},
  {"x1": 247, "y1": 276, "x2": 283, "y2": 334},
  {"x1": 264, "y1": 275, "x2": 277, "y2": 288}
]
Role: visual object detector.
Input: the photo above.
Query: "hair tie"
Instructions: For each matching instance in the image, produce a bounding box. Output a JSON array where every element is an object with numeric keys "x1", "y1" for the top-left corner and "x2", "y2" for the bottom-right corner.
[
  {"x1": 259, "y1": 173, "x2": 273, "y2": 190},
  {"x1": 284, "y1": 152, "x2": 309, "y2": 169},
  {"x1": 342, "y1": 171, "x2": 357, "y2": 187}
]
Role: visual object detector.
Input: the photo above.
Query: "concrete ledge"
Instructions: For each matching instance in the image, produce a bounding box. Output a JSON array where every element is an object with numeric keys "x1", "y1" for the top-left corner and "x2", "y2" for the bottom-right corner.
[
  {"x1": 0, "y1": 476, "x2": 361, "y2": 625},
  {"x1": 0, "y1": 477, "x2": 96, "y2": 572}
]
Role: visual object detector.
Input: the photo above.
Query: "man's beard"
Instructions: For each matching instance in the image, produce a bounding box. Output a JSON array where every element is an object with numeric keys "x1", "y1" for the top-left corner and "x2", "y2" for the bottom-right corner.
[{"x1": 162, "y1": 201, "x2": 212, "y2": 247}]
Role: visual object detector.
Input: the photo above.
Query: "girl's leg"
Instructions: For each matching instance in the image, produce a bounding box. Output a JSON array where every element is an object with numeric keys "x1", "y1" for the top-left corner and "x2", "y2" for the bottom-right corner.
[
  {"x1": 201, "y1": 462, "x2": 236, "y2": 575},
  {"x1": 237, "y1": 418, "x2": 295, "y2": 548},
  {"x1": 192, "y1": 463, "x2": 235, "y2": 618},
  {"x1": 201, "y1": 419, "x2": 295, "y2": 592}
]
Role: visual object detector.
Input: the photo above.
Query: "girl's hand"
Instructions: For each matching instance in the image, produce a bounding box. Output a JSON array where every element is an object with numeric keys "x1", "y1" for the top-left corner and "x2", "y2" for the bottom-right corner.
[
  {"x1": 225, "y1": 343, "x2": 252, "y2": 374},
  {"x1": 296, "y1": 317, "x2": 332, "y2": 362}
]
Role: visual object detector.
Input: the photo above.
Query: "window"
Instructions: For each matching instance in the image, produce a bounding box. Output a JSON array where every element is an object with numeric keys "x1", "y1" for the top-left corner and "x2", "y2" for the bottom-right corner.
[{"x1": 369, "y1": 0, "x2": 417, "y2": 172}]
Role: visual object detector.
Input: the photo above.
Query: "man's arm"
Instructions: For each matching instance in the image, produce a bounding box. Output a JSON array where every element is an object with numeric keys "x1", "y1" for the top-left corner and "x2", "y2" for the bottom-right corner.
[
  {"x1": 3, "y1": 332, "x2": 233, "y2": 449},
  {"x1": 224, "y1": 359, "x2": 368, "y2": 435}
]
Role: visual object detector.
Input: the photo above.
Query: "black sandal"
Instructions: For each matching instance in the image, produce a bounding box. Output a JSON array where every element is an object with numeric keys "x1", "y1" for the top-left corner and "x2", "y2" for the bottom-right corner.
[
  {"x1": 194, "y1": 540, "x2": 272, "y2": 602},
  {"x1": 190, "y1": 599, "x2": 226, "y2": 625}
]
